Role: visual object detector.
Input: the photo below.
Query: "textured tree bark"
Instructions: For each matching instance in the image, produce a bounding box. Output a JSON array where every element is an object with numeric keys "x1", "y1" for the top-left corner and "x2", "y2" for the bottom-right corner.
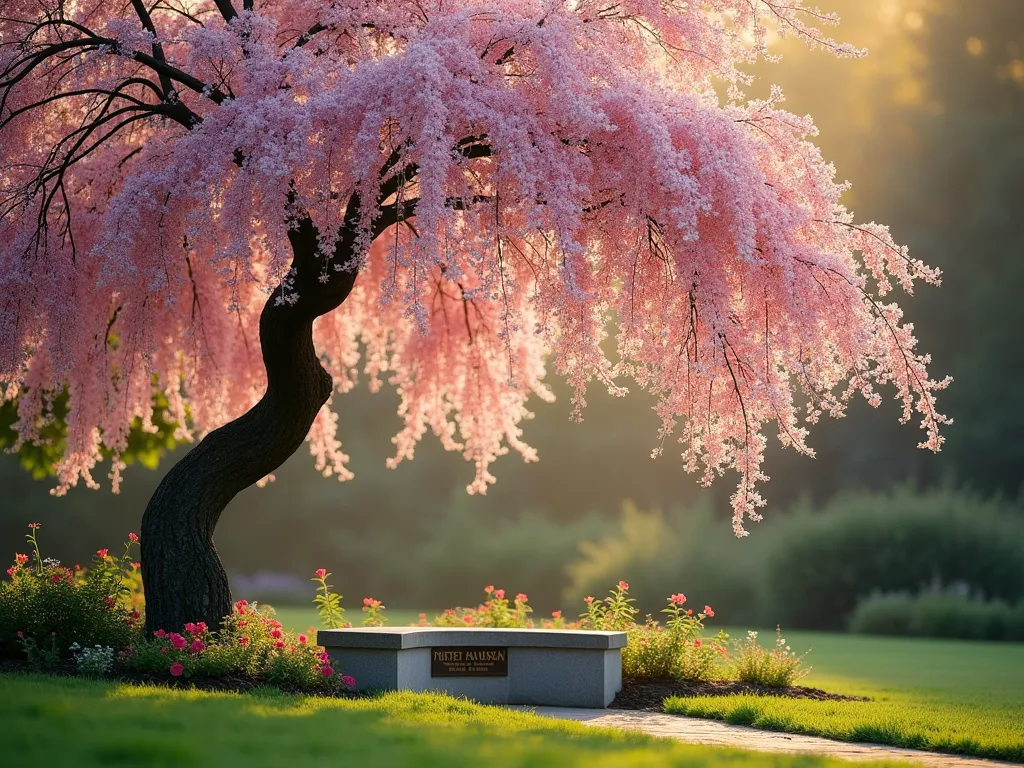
[{"x1": 141, "y1": 209, "x2": 359, "y2": 634}]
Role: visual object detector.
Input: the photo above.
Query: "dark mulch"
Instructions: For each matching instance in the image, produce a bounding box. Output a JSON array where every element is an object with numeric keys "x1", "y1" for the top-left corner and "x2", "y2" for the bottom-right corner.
[
  {"x1": 0, "y1": 657, "x2": 365, "y2": 699},
  {"x1": 611, "y1": 678, "x2": 869, "y2": 711}
]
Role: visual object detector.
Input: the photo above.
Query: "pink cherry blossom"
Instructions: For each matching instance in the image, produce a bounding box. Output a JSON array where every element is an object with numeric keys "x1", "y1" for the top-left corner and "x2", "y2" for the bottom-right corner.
[{"x1": 0, "y1": 2, "x2": 946, "y2": 539}]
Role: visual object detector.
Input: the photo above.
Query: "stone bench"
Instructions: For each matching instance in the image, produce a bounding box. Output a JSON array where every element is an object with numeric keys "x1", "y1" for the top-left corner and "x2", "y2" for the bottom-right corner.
[{"x1": 317, "y1": 627, "x2": 627, "y2": 708}]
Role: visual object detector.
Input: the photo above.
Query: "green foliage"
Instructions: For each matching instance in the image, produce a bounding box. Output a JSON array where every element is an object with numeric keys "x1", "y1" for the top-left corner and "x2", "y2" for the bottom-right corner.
[
  {"x1": 0, "y1": 391, "x2": 180, "y2": 479},
  {"x1": 432, "y1": 586, "x2": 536, "y2": 628},
  {"x1": 0, "y1": 524, "x2": 142, "y2": 663},
  {"x1": 577, "y1": 580, "x2": 639, "y2": 631},
  {"x1": 125, "y1": 602, "x2": 352, "y2": 692},
  {"x1": 764, "y1": 487, "x2": 1024, "y2": 629},
  {"x1": 849, "y1": 590, "x2": 1024, "y2": 642},
  {"x1": 620, "y1": 595, "x2": 729, "y2": 682},
  {"x1": 731, "y1": 629, "x2": 810, "y2": 688},
  {"x1": 311, "y1": 569, "x2": 346, "y2": 628}
]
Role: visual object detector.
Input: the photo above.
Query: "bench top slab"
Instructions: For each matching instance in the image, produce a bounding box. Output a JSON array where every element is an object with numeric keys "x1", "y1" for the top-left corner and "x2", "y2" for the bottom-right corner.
[{"x1": 317, "y1": 627, "x2": 628, "y2": 650}]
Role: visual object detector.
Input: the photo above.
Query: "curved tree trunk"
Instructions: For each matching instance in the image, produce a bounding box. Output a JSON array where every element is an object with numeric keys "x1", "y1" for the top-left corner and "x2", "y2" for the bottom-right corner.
[{"x1": 141, "y1": 211, "x2": 359, "y2": 635}]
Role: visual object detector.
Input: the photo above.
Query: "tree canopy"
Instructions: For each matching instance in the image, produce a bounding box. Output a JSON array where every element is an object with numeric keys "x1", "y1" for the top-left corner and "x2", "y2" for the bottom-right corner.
[{"x1": 0, "y1": 1, "x2": 949, "y2": 535}]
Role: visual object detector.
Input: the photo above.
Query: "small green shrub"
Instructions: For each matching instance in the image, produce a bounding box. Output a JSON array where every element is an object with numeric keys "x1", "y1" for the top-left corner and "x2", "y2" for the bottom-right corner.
[
  {"x1": 432, "y1": 586, "x2": 537, "y2": 628},
  {"x1": 765, "y1": 487, "x2": 1024, "y2": 629},
  {"x1": 1, "y1": 523, "x2": 142, "y2": 664},
  {"x1": 125, "y1": 602, "x2": 355, "y2": 691},
  {"x1": 621, "y1": 593, "x2": 728, "y2": 682},
  {"x1": 732, "y1": 628, "x2": 810, "y2": 687},
  {"x1": 849, "y1": 589, "x2": 1024, "y2": 641}
]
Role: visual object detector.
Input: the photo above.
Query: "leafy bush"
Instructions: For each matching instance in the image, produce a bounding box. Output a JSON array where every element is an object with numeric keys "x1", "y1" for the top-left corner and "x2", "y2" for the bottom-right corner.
[
  {"x1": 732, "y1": 628, "x2": 810, "y2": 687},
  {"x1": 1, "y1": 523, "x2": 141, "y2": 665},
  {"x1": 764, "y1": 487, "x2": 1024, "y2": 629},
  {"x1": 849, "y1": 590, "x2": 1024, "y2": 641},
  {"x1": 124, "y1": 602, "x2": 355, "y2": 691}
]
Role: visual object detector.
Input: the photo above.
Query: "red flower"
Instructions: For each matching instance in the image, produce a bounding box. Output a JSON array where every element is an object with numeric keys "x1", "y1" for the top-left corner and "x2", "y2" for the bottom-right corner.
[
  {"x1": 5, "y1": 568, "x2": 15, "y2": 577},
  {"x1": 298, "y1": 634, "x2": 308, "y2": 644},
  {"x1": 270, "y1": 629, "x2": 283, "y2": 639},
  {"x1": 321, "y1": 665, "x2": 334, "y2": 678},
  {"x1": 314, "y1": 568, "x2": 327, "y2": 580},
  {"x1": 515, "y1": 593, "x2": 528, "y2": 603},
  {"x1": 234, "y1": 599, "x2": 249, "y2": 615},
  {"x1": 169, "y1": 633, "x2": 187, "y2": 651},
  {"x1": 484, "y1": 585, "x2": 495, "y2": 594},
  {"x1": 184, "y1": 622, "x2": 199, "y2": 635},
  {"x1": 132, "y1": 562, "x2": 141, "y2": 570},
  {"x1": 463, "y1": 615, "x2": 474, "y2": 624},
  {"x1": 238, "y1": 637, "x2": 249, "y2": 647},
  {"x1": 704, "y1": 605, "x2": 715, "y2": 618},
  {"x1": 50, "y1": 574, "x2": 62, "y2": 584},
  {"x1": 694, "y1": 639, "x2": 703, "y2": 648},
  {"x1": 342, "y1": 675, "x2": 356, "y2": 687},
  {"x1": 154, "y1": 629, "x2": 166, "y2": 638},
  {"x1": 96, "y1": 549, "x2": 108, "y2": 559},
  {"x1": 275, "y1": 640, "x2": 285, "y2": 649},
  {"x1": 670, "y1": 593, "x2": 687, "y2": 606},
  {"x1": 169, "y1": 662, "x2": 184, "y2": 677},
  {"x1": 15, "y1": 553, "x2": 28, "y2": 564},
  {"x1": 190, "y1": 640, "x2": 206, "y2": 654},
  {"x1": 16, "y1": 630, "x2": 23, "y2": 638},
  {"x1": 686, "y1": 609, "x2": 693, "y2": 616},
  {"x1": 131, "y1": 611, "x2": 141, "y2": 620},
  {"x1": 27, "y1": 523, "x2": 40, "y2": 529},
  {"x1": 103, "y1": 596, "x2": 115, "y2": 608},
  {"x1": 128, "y1": 532, "x2": 139, "y2": 543},
  {"x1": 584, "y1": 596, "x2": 594, "y2": 604},
  {"x1": 551, "y1": 610, "x2": 562, "y2": 619},
  {"x1": 618, "y1": 581, "x2": 629, "y2": 591},
  {"x1": 493, "y1": 589, "x2": 505, "y2": 600}
]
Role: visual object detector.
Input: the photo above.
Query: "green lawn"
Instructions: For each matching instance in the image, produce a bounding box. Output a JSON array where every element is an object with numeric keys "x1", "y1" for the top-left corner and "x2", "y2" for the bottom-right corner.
[
  {"x1": 665, "y1": 629, "x2": 1024, "y2": 762},
  {"x1": 0, "y1": 674, "x2": 900, "y2": 768},
  {"x1": 273, "y1": 605, "x2": 426, "y2": 631}
]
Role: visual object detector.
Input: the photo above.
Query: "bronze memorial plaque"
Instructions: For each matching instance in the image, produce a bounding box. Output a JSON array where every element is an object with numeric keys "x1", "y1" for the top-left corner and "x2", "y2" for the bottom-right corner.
[{"x1": 430, "y1": 646, "x2": 508, "y2": 677}]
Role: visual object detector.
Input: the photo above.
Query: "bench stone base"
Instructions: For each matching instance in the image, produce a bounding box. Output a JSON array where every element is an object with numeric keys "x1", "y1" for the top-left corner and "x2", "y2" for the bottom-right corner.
[{"x1": 318, "y1": 628, "x2": 626, "y2": 708}]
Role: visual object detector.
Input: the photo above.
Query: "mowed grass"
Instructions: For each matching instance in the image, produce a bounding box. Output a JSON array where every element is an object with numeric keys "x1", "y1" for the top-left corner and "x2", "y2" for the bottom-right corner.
[
  {"x1": 665, "y1": 629, "x2": 1024, "y2": 762},
  {"x1": 0, "y1": 674, "x2": 903, "y2": 768}
]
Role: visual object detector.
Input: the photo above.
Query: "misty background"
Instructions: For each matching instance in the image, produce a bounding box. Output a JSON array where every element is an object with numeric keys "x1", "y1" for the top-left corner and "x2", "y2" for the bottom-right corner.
[{"x1": 2, "y1": 0, "x2": 1023, "y2": 630}]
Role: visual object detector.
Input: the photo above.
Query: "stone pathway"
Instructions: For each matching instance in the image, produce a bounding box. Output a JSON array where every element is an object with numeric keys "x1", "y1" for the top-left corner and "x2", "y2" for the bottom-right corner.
[{"x1": 509, "y1": 706, "x2": 1017, "y2": 767}]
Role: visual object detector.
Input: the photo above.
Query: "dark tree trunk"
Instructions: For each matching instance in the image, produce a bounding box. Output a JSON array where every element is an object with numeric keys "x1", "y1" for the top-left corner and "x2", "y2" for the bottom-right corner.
[{"x1": 141, "y1": 210, "x2": 360, "y2": 635}]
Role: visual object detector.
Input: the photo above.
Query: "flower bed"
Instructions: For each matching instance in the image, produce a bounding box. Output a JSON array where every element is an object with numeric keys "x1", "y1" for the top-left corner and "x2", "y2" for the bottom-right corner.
[{"x1": 2, "y1": 522, "x2": 827, "y2": 702}]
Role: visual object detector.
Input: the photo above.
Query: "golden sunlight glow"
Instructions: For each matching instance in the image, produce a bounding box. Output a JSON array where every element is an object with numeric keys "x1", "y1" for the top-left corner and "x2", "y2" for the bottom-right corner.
[{"x1": 966, "y1": 37, "x2": 986, "y2": 57}]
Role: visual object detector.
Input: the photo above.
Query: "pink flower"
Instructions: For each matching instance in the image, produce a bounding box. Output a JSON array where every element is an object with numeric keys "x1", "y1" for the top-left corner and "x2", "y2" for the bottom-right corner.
[
  {"x1": 298, "y1": 634, "x2": 308, "y2": 644},
  {"x1": 686, "y1": 609, "x2": 693, "y2": 616},
  {"x1": 238, "y1": 636, "x2": 249, "y2": 647},
  {"x1": 318, "y1": 651, "x2": 329, "y2": 663},
  {"x1": 269, "y1": 620, "x2": 282, "y2": 629},
  {"x1": 190, "y1": 640, "x2": 206, "y2": 654},
  {"x1": 131, "y1": 610, "x2": 141, "y2": 620},
  {"x1": 314, "y1": 569, "x2": 327, "y2": 580},
  {"x1": 704, "y1": 605, "x2": 715, "y2": 618},
  {"x1": 321, "y1": 665, "x2": 334, "y2": 678},
  {"x1": 484, "y1": 585, "x2": 494, "y2": 594},
  {"x1": 670, "y1": 593, "x2": 687, "y2": 606},
  {"x1": 584, "y1": 596, "x2": 594, "y2": 604},
  {"x1": 515, "y1": 593, "x2": 528, "y2": 603},
  {"x1": 551, "y1": 610, "x2": 562, "y2": 619},
  {"x1": 270, "y1": 629, "x2": 282, "y2": 639},
  {"x1": 128, "y1": 532, "x2": 139, "y2": 543},
  {"x1": 694, "y1": 639, "x2": 703, "y2": 648},
  {"x1": 96, "y1": 549, "x2": 108, "y2": 559},
  {"x1": 6, "y1": 568, "x2": 15, "y2": 577},
  {"x1": 154, "y1": 629, "x2": 167, "y2": 638},
  {"x1": 275, "y1": 640, "x2": 285, "y2": 648},
  {"x1": 363, "y1": 597, "x2": 372, "y2": 606},
  {"x1": 27, "y1": 523, "x2": 40, "y2": 530},
  {"x1": 169, "y1": 633, "x2": 187, "y2": 650},
  {"x1": 618, "y1": 581, "x2": 629, "y2": 592},
  {"x1": 234, "y1": 599, "x2": 248, "y2": 615},
  {"x1": 342, "y1": 675, "x2": 356, "y2": 687},
  {"x1": 184, "y1": 622, "x2": 199, "y2": 635},
  {"x1": 132, "y1": 562, "x2": 141, "y2": 570},
  {"x1": 50, "y1": 574, "x2": 61, "y2": 584},
  {"x1": 493, "y1": 589, "x2": 505, "y2": 600},
  {"x1": 463, "y1": 615, "x2": 474, "y2": 624},
  {"x1": 169, "y1": 662, "x2": 184, "y2": 677},
  {"x1": 16, "y1": 630, "x2": 24, "y2": 638},
  {"x1": 15, "y1": 553, "x2": 28, "y2": 564}
]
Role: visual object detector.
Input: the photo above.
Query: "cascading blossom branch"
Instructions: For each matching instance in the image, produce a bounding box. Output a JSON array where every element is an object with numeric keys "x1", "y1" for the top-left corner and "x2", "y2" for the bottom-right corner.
[{"x1": 0, "y1": 1, "x2": 949, "y2": 534}]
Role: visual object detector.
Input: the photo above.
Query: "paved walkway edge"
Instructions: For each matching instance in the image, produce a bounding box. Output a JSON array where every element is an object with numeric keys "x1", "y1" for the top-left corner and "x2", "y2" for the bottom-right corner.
[{"x1": 506, "y1": 706, "x2": 1019, "y2": 767}]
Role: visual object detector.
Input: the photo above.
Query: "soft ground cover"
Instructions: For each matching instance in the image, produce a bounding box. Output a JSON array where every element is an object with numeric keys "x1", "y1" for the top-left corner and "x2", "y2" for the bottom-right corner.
[
  {"x1": 665, "y1": 629, "x2": 1024, "y2": 761},
  {"x1": 0, "y1": 674, "x2": 898, "y2": 768}
]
